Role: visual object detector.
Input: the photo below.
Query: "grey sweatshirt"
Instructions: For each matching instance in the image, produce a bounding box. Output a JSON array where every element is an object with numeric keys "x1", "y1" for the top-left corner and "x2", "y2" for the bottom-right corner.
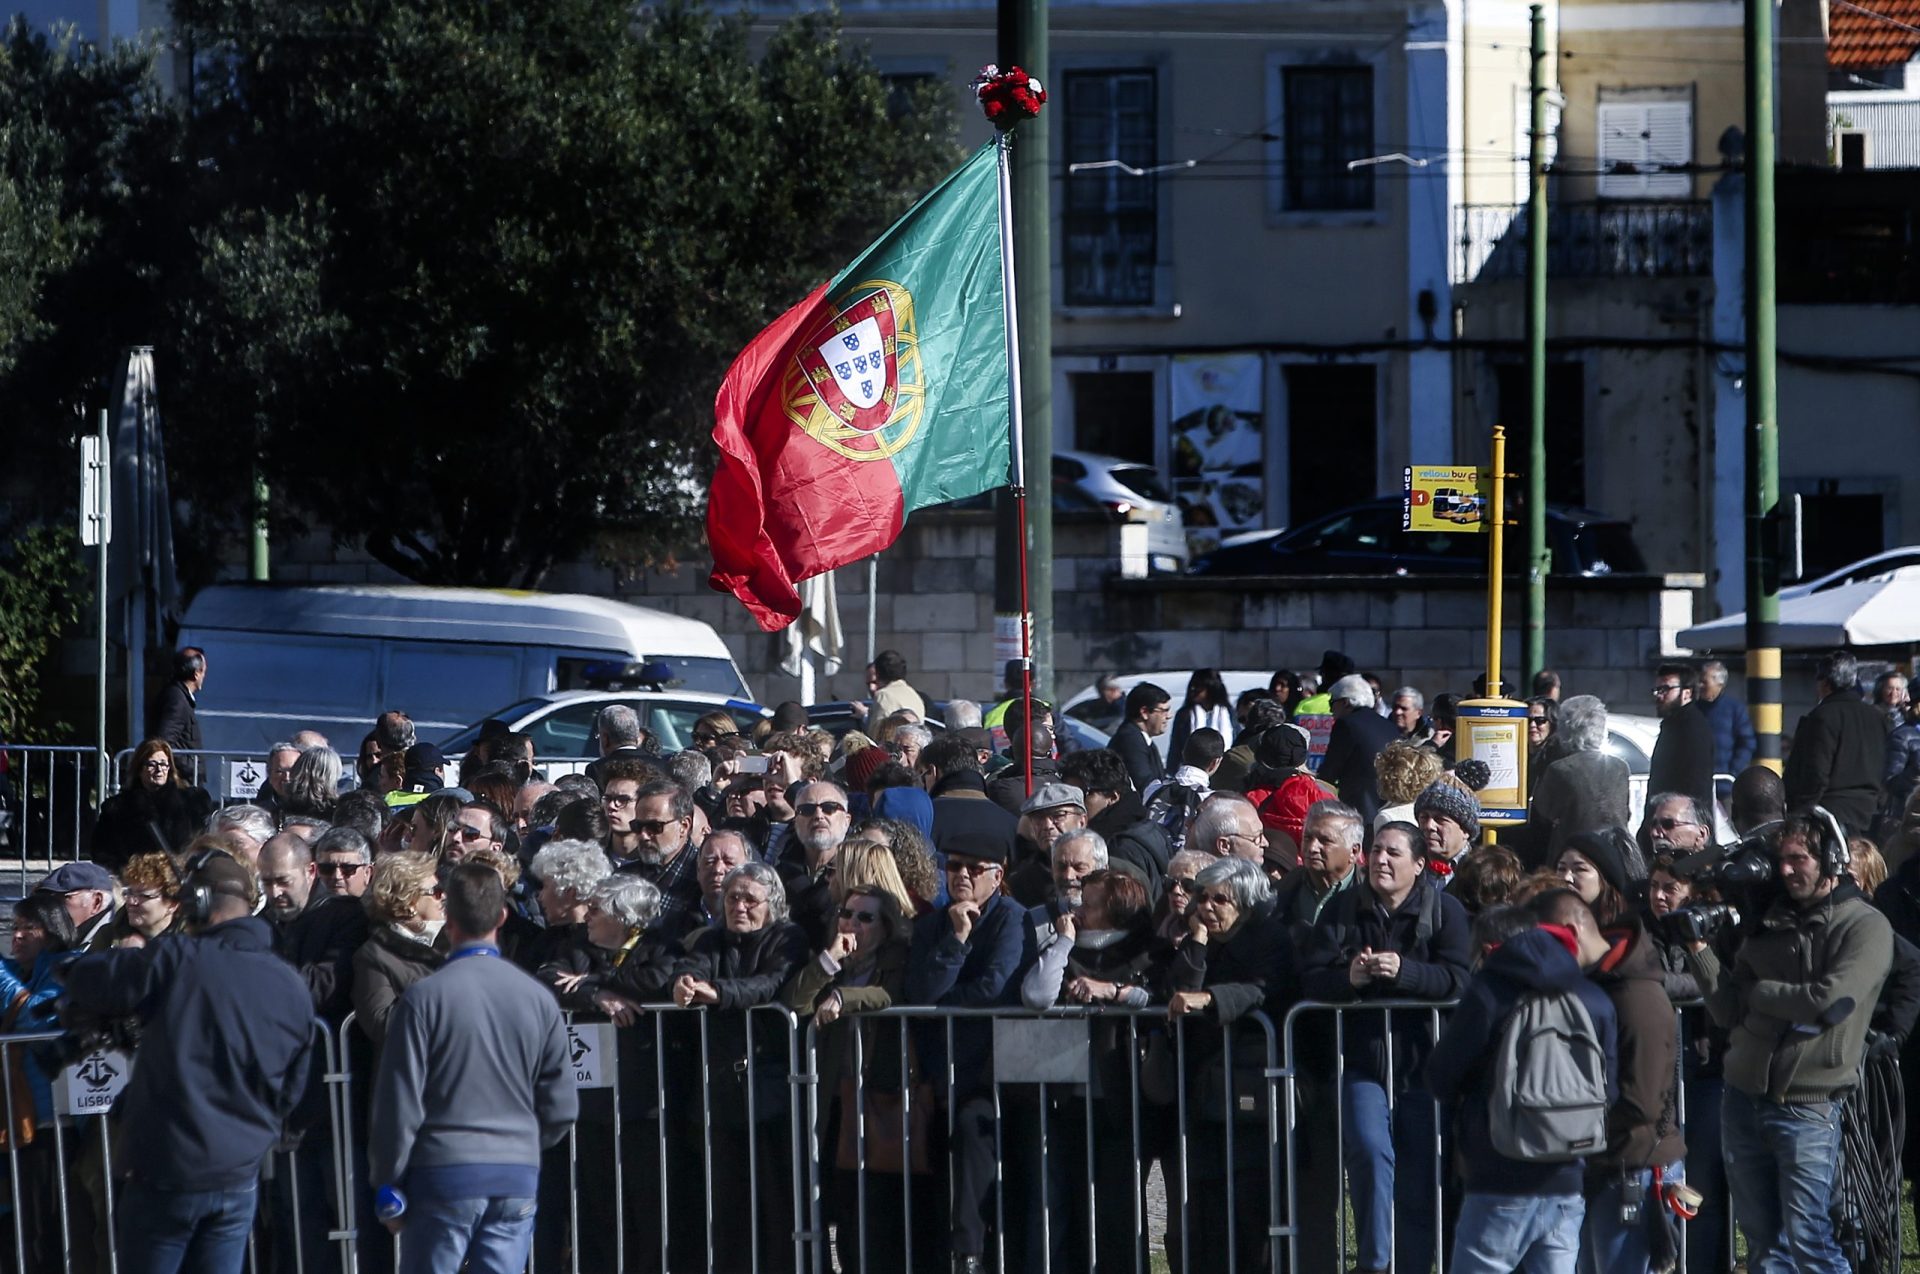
[{"x1": 368, "y1": 947, "x2": 577, "y2": 1185}]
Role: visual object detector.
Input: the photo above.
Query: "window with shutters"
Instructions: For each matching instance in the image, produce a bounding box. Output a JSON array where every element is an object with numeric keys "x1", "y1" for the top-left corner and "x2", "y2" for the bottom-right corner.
[
  {"x1": 1596, "y1": 97, "x2": 1693, "y2": 198},
  {"x1": 1063, "y1": 69, "x2": 1159, "y2": 307}
]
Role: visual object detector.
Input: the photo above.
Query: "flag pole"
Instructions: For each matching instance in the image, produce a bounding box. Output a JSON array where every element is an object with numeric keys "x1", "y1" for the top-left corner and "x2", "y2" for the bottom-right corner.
[{"x1": 994, "y1": 131, "x2": 1036, "y2": 797}]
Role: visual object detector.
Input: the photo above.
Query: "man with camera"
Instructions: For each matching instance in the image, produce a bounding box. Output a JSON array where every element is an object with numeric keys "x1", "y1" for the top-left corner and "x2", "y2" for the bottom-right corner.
[
  {"x1": 1685, "y1": 810, "x2": 1891, "y2": 1272},
  {"x1": 61, "y1": 850, "x2": 315, "y2": 1274}
]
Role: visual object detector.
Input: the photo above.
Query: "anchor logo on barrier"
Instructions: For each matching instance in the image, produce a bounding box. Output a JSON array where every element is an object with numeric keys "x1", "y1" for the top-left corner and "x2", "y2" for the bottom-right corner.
[{"x1": 77, "y1": 1054, "x2": 119, "y2": 1092}]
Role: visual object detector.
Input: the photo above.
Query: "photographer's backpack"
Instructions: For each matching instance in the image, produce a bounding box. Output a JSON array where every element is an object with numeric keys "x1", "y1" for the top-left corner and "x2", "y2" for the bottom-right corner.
[{"x1": 1489, "y1": 990, "x2": 1610, "y2": 1162}]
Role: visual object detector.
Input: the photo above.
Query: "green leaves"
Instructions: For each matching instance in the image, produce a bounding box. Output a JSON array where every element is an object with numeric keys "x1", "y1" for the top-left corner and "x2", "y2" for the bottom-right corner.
[
  {"x1": 0, "y1": 525, "x2": 84, "y2": 738},
  {"x1": 0, "y1": 1, "x2": 959, "y2": 587}
]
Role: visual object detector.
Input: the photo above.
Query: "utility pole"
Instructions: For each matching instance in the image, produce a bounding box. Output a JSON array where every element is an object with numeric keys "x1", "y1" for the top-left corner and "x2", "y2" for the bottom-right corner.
[
  {"x1": 1522, "y1": 3, "x2": 1550, "y2": 689},
  {"x1": 250, "y1": 469, "x2": 270, "y2": 581},
  {"x1": 1744, "y1": 0, "x2": 1781, "y2": 768},
  {"x1": 993, "y1": 0, "x2": 1053, "y2": 703}
]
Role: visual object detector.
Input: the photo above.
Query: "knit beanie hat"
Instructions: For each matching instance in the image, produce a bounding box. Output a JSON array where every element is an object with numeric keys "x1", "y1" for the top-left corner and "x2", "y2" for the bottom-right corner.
[
  {"x1": 1255, "y1": 722, "x2": 1311, "y2": 772},
  {"x1": 1413, "y1": 780, "x2": 1480, "y2": 840},
  {"x1": 844, "y1": 745, "x2": 894, "y2": 791},
  {"x1": 1564, "y1": 829, "x2": 1629, "y2": 898},
  {"x1": 1243, "y1": 697, "x2": 1291, "y2": 739}
]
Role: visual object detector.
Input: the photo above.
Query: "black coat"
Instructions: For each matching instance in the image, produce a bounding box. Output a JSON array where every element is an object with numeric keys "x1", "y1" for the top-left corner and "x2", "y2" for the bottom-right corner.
[
  {"x1": 62, "y1": 917, "x2": 314, "y2": 1191},
  {"x1": 1786, "y1": 691, "x2": 1890, "y2": 834},
  {"x1": 91, "y1": 783, "x2": 215, "y2": 873},
  {"x1": 1649, "y1": 703, "x2": 1718, "y2": 816},
  {"x1": 1111, "y1": 722, "x2": 1166, "y2": 794},
  {"x1": 928, "y1": 776, "x2": 1019, "y2": 858},
  {"x1": 1088, "y1": 792, "x2": 1171, "y2": 895},
  {"x1": 275, "y1": 891, "x2": 370, "y2": 1024},
  {"x1": 147, "y1": 681, "x2": 200, "y2": 754},
  {"x1": 1318, "y1": 710, "x2": 1400, "y2": 823},
  {"x1": 1162, "y1": 897, "x2": 1292, "y2": 1023},
  {"x1": 1297, "y1": 877, "x2": 1472, "y2": 1090},
  {"x1": 987, "y1": 756, "x2": 1063, "y2": 815},
  {"x1": 772, "y1": 842, "x2": 838, "y2": 951}
]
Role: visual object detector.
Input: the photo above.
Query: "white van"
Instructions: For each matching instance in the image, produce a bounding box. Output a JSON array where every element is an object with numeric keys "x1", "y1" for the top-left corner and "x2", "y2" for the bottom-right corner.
[{"x1": 177, "y1": 584, "x2": 755, "y2": 754}]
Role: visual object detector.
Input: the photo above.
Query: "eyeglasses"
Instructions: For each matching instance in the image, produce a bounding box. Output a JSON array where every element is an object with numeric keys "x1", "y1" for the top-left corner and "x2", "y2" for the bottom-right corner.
[
  {"x1": 725, "y1": 891, "x2": 769, "y2": 908},
  {"x1": 837, "y1": 907, "x2": 882, "y2": 923},
  {"x1": 945, "y1": 860, "x2": 998, "y2": 877},
  {"x1": 605, "y1": 794, "x2": 637, "y2": 809},
  {"x1": 124, "y1": 890, "x2": 165, "y2": 905},
  {"x1": 316, "y1": 861, "x2": 369, "y2": 877},
  {"x1": 420, "y1": 885, "x2": 445, "y2": 900},
  {"x1": 796, "y1": 802, "x2": 846, "y2": 817},
  {"x1": 142, "y1": 758, "x2": 170, "y2": 770},
  {"x1": 1651, "y1": 684, "x2": 1683, "y2": 698}
]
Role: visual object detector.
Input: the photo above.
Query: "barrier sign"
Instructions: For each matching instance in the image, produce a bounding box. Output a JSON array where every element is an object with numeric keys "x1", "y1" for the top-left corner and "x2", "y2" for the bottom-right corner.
[
  {"x1": 1404, "y1": 465, "x2": 1490, "y2": 533},
  {"x1": 55, "y1": 1049, "x2": 131, "y2": 1115},
  {"x1": 229, "y1": 759, "x2": 266, "y2": 801},
  {"x1": 567, "y1": 1023, "x2": 616, "y2": 1089}
]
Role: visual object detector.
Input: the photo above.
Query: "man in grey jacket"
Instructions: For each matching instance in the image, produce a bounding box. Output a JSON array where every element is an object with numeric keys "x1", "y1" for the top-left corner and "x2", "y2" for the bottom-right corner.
[
  {"x1": 1685, "y1": 810, "x2": 1892, "y2": 1274},
  {"x1": 369, "y1": 863, "x2": 577, "y2": 1274}
]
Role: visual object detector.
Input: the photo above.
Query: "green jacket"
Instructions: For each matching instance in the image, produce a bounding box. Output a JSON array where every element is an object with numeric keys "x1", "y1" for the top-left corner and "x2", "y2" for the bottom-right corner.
[{"x1": 1687, "y1": 882, "x2": 1892, "y2": 1104}]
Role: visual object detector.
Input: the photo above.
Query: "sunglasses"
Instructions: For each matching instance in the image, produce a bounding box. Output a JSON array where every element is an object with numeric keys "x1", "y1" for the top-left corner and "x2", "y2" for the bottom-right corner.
[
  {"x1": 634, "y1": 819, "x2": 680, "y2": 836},
  {"x1": 837, "y1": 907, "x2": 882, "y2": 923},
  {"x1": 453, "y1": 827, "x2": 491, "y2": 842},
  {"x1": 316, "y1": 861, "x2": 369, "y2": 877},
  {"x1": 797, "y1": 802, "x2": 846, "y2": 817},
  {"x1": 945, "y1": 860, "x2": 998, "y2": 877},
  {"x1": 1652, "y1": 816, "x2": 1699, "y2": 831}
]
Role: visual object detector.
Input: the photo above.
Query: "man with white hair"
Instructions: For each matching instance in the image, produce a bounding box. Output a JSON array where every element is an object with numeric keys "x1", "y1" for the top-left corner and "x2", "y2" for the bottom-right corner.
[
  {"x1": 1273, "y1": 799, "x2": 1363, "y2": 929},
  {"x1": 1187, "y1": 793, "x2": 1269, "y2": 862},
  {"x1": 209, "y1": 804, "x2": 276, "y2": 864},
  {"x1": 1318, "y1": 673, "x2": 1399, "y2": 823}
]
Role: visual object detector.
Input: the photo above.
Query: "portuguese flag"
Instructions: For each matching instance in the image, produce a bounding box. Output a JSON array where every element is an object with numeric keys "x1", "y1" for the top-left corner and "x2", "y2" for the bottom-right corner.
[{"x1": 708, "y1": 142, "x2": 1011, "y2": 631}]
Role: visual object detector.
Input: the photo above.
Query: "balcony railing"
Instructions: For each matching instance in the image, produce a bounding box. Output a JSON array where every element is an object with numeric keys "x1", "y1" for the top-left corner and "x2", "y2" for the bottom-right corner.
[{"x1": 1454, "y1": 201, "x2": 1714, "y2": 283}]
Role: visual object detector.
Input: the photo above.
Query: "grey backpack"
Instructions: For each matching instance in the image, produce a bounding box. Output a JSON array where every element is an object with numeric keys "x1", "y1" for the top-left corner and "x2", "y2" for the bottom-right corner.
[{"x1": 1488, "y1": 990, "x2": 1610, "y2": 1163}]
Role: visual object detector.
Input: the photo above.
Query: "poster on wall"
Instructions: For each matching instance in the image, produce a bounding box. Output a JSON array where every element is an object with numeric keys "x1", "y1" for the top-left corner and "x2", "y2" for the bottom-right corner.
[{"x1": 1169, "y1": 354, "x2": 1264, "y2": 553}]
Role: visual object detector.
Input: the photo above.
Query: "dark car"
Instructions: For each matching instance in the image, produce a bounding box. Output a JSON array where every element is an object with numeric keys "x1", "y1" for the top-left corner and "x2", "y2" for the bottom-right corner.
[{"x1": 1187, "y1": 498, "x2": 1647, "y2": 577}]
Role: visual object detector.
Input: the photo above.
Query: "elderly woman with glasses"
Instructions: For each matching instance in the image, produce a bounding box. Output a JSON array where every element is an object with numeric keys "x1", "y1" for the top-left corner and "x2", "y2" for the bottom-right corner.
[
  {"x1": 1156, "y1": 855, "x2": 1288, "y2": 1274},
  {"x1": 112, "y1": 853, "x2": 187, "y2": 947},
  {"x1": 669, "y1": 862, "x2": 808, "y2": 1272},
  {"x1": 91, "y1": 738, "x2": 216, "y2": 873}
]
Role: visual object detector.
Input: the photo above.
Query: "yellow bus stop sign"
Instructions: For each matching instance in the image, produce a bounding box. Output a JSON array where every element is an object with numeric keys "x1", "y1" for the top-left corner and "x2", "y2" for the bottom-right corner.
[{"x1": 1404, "y1": 465, "x2": 1491, "y2": 533}]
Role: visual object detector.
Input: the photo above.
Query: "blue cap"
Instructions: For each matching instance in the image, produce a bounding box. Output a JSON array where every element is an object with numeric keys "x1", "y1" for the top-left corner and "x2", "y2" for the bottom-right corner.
[{"x1": 38, "y1": 862, "x2": 115, "y2": 894}]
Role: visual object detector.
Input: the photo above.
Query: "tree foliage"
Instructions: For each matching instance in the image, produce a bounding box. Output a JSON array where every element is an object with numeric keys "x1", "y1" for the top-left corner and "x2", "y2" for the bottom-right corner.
[
  {"x1": 156, "y1": 0, "x2": 961, "y2": 584},
  {"x1": 0, "y1": 525, "x2": 85, "y2": 738}
]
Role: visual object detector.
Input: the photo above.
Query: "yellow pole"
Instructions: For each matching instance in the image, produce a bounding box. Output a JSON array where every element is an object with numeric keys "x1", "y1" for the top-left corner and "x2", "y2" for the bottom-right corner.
[{"x1": 1487, "y1": 425, "x2": 1506, "y2": 700}]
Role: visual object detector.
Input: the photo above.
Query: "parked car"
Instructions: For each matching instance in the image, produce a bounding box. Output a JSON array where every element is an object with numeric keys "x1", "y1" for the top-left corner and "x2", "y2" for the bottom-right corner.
[
  {"x1": 442, "y1": 690, "x2": 769, "y2": 773},
  {"x1": 1053, "y1": 449, "x2": 1188, "y2": 572},
  {"x1": 1779, "y1": 545, "x2": 1920, "y2": 599},
  {"x1": 808, "y1": 701, "x2": 1112, "y2": 754},
  {"x1": 1186, "y1": 498, "x2": 1646, "y2": 577}
]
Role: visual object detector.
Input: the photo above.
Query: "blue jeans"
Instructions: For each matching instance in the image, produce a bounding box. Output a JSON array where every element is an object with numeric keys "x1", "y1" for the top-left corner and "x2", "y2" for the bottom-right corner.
[
  {"x1": 1681, "y1": 1077, "x2": 1731, "y2": 1274},
  {"x1": 1578, "y1": 1161, "x2": 1683, "y2": 1274},
  {"x1": 1341, "y1": 1073, "x2": 1439, "y2": 1273},
  {"x1": 116, "y1": 1180, "x2": 258, "y2": 1274},
  {"x1": 1721, "y1": 1086, "x2": 1848, "y2": 1273},
  {"x1": 398, "y1": 1195, "x2": 539, "y2": 1274},
  {"x1": 1450, "y1": 1193, "x2": 1584, "y2": 1274}
]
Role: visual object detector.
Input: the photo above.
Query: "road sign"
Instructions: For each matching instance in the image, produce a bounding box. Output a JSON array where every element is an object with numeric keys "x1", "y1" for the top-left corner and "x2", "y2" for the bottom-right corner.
[
  {"x1": 1404, "y1": 465, "x2": 1489, "y2": 533},
  {"x1": 567, "y1": 1023, "x2": 616, "y2": 1089},
  {"x1": 80, "y1": 435, "x2": 111, "y2": 547}
]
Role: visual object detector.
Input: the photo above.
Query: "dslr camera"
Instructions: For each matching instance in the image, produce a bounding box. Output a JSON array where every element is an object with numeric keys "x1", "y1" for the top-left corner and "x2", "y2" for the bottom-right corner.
[{"x1": 1655, "y1": 820, "x2": 1783, "y2": 947}]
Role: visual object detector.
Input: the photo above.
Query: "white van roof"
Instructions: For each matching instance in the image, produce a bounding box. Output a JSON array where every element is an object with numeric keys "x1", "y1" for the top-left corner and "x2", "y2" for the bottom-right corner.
[{"x1": 181, "y1": 584, "x2": 734, "y2": 658}]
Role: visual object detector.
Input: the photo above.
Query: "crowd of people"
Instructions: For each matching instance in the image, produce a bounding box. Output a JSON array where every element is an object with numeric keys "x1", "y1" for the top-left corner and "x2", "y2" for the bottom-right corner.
[{"x1": 3, "y1": 641, "x2": 1916, "y2": 1274}]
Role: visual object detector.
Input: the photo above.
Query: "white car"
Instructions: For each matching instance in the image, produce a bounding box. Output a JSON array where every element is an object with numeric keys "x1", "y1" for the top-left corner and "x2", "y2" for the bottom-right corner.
[
  {"x1": 1603, "y1": 712, "x2": 1733, "y2": 840},
  {"x1": 1053, "y1": 449, "x2": 1188, "y2": 572},
  {"x1": 441, "y1": 690, "x2": 770, "y2": 776},
  {"x1": 1780, "y1": 545, "x2": 1920, "y2": 600}
]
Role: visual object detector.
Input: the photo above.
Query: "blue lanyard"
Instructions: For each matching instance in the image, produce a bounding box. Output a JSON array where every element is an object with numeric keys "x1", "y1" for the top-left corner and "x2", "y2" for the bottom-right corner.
[{"x1": 445, "y1": 945, "x2": 500, "y2": 964}]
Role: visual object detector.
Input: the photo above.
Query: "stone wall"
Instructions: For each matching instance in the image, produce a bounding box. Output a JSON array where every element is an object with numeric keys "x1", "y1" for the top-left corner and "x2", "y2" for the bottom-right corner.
[{"x1": 258, "y1": 512, "x2": 1697, "y2": 712}]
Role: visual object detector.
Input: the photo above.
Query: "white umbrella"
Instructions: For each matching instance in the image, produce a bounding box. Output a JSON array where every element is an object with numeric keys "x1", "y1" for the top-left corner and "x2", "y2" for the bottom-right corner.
[{"x1": 1678, "y1": 573, "x2": 1920, "y2": 651}]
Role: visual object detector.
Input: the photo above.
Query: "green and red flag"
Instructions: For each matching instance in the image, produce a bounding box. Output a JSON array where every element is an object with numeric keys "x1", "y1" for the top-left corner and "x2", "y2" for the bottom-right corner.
[{"x1": 707, "y1": 142, "x2": 1010, "y2": 631}]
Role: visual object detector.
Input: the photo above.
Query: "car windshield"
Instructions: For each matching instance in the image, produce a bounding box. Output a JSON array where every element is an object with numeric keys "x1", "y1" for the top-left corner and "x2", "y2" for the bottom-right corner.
[
  {"x1": 1111, "y1": 465, "x2": 1173, "y2": 504},
  {"x1": 440, "y1": 699, "x2": 552, "y2": 752},
  {"x1": 642, "y1": 655, "x2": 750, "y2": 697}
]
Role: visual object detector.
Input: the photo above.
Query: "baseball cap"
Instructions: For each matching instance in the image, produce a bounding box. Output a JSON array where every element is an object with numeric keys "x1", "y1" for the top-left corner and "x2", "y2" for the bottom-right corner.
[{"x1": 405, "y1": 742, "x2": 448, "y2": 773}]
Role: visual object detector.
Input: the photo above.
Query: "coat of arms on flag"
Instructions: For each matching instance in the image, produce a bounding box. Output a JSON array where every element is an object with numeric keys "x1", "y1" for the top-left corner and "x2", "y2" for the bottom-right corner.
[{"x1": 785, "y1": 281, "x2": 923, "y2": 460}]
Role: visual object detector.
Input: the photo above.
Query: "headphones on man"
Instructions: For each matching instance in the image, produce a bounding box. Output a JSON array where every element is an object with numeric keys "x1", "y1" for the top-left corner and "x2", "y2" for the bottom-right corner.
[
  {"x1": 179, "y1": 846, "x2": 250, "y2": 926},
  {"x1": 1806, "y1": 804, "x2": 1851, "y2": 880}
]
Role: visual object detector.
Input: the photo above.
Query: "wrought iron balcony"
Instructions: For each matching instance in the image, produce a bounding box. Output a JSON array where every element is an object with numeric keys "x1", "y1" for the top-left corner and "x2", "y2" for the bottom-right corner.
[{"x1": 1454, "y1": 201, "x2": 1714, "y2": 283}]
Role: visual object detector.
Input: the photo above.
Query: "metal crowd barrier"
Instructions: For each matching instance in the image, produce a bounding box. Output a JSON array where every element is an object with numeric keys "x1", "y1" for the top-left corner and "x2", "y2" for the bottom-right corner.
[
  {"x1": 0, "y1": 747, "x2": 100, "y2": 891},
  {"x1": 0, "y1": 993, "x2": 1778, "y2": 1274}
]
